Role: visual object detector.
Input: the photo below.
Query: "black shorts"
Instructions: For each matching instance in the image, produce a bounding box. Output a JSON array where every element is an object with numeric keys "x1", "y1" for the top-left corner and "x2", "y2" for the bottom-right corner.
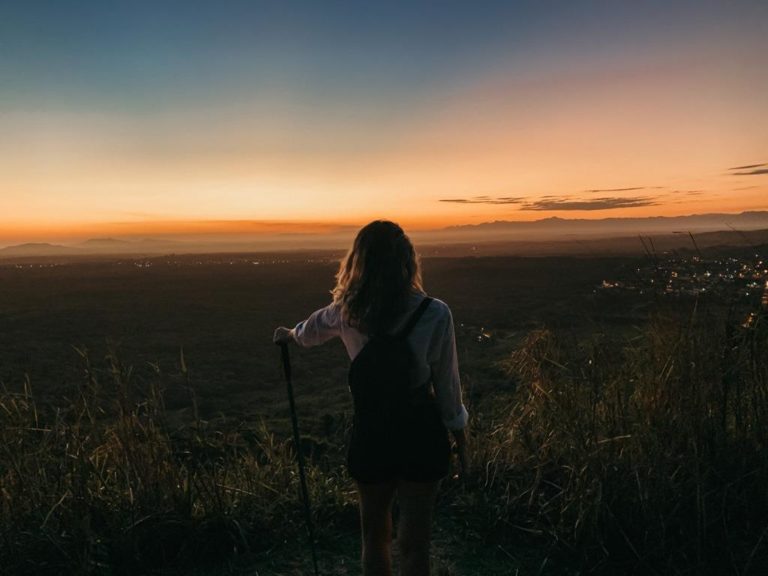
[{"x1": 347, "y1": 401, "x2": 451, "y2": 484}]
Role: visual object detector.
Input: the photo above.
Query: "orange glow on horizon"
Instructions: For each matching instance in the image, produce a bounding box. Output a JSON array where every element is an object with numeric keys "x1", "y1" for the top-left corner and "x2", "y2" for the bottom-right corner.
[{"x1": 4, "y1": 198, "x2": 768, "y2": 247}]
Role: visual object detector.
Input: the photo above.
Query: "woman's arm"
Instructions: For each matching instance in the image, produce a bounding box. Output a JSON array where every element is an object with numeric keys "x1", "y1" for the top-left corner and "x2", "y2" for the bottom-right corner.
[
  {"x1": 429, "y1": 301, "x2": 470, "y2": 478},
  {"x1": 430, "y1": 303, "x2": 469, "y2": 431},
  {"x1": 273, "y1": 302, "x2": 342, "y2": 347}
]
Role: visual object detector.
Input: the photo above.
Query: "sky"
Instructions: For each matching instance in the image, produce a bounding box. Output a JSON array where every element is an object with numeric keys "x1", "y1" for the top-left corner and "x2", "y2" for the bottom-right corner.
[{"x1": 1, "y1": 0, "x2": 767, "y2": 244}]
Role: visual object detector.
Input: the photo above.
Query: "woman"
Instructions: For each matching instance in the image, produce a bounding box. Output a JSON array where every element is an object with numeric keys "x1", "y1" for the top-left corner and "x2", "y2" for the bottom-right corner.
[{"x1": 273, "y1": 220, "x2": 469, "y2": 576}]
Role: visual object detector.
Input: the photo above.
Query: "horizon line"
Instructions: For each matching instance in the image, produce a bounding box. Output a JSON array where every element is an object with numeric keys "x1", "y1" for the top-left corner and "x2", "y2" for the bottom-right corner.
[{"x1": 3, "y1": 209, "x2": 768, "y2": 250}]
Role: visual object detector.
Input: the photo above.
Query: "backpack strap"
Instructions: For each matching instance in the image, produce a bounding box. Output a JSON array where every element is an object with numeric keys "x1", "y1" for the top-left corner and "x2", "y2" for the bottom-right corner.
[{"x1": 396, "y1": 297, "x2": 433, "y2": 339}]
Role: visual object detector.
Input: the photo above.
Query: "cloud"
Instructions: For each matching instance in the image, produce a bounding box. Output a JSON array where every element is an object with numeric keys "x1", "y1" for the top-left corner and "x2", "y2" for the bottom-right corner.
[
  {"x1": 727, "y1": 162, "x2": 767, "y2": 175},
  {"x1": 584, "y1": 186, "x2": 646, "y2": 193},
  {"x1": 439, "y1": 196, "x2": 525, "y2": 205},
  {"x1": 440, "y1": 191, "x2": 661, "y2": 210},
  {"x1": 729, "y1": 163, "x2": 767, "y2": 171},
  {"x1": 520, "y1": 196, "x2": 658, "y2": 211}
]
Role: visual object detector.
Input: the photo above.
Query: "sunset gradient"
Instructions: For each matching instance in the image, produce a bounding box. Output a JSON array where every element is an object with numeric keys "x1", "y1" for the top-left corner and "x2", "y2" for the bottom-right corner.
[{"x1": 2, "y1": 1, "x2": 766, "y2": 245}]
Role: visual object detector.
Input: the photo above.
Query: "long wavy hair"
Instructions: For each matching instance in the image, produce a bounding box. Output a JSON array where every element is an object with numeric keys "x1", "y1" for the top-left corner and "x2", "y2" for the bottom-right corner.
[{"x1": 332, "y1": 220, "x2": 423, "y2": 335}]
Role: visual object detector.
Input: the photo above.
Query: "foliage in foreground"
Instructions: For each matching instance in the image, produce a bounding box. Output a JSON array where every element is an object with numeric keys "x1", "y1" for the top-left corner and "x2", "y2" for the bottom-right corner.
[
  {"x1": 470, "y1": 302, "x2": 768, "y2": 574},
  {"x1": 1, "y1": 302, "x2": 767, "y2": 575},
  {"x1": 0, "y1": 352, "x2": 355, "y2": 575}
]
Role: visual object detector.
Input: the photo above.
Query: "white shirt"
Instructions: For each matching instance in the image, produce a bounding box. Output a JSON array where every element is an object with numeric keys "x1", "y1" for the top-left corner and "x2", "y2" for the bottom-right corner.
[{"x1": 291, "y1": 291, "x2": 469, "y2": 431}]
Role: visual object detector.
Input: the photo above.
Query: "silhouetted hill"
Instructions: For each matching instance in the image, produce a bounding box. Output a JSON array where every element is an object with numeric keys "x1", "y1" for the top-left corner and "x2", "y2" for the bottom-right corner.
[
  {"x1": 415, "y1": 227, "x2": 768, "y2": 257},
  {"x1": 0, "y1": 243, "x2": 82, "y2": 257}
]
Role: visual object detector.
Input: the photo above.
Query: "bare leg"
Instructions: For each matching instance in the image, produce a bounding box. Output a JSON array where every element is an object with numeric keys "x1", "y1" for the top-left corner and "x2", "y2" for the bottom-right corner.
[
  {"x1": 396, "y1": 480, "x2": 440, "y2": 576},
  {"x1": 357, "y1": 480, "x2": 397, "y2": 576}
]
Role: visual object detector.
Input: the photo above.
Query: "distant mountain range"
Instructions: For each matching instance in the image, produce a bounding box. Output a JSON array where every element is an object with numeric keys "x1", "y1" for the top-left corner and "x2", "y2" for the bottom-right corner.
[
  {"x1": 80, "y1": 237, "x2": 131, "y2": 246},
  {"x1": 442, "y1": 211, "x2": 768, "y2": 235},
  {"x1": 2, "y1": 211, "x2": 768, "y2": 259}
]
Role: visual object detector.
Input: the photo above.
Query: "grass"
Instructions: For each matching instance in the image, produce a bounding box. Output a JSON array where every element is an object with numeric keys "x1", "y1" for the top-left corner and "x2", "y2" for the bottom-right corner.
[
  {"x1": 1, "y1": 298, "x2": 767, "y2": 575},
  {"x1": 0, "y1": 348, "x2": 357, "y2": 575},
  {"x1": 468, "y1": 300, "x2": 768, "y2": 574}
]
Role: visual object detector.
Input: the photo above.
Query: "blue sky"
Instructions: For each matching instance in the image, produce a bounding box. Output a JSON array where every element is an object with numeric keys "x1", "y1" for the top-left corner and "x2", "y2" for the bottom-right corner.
[{"x1": 5, "y1": 1, "x2": 761, "y2": 111}]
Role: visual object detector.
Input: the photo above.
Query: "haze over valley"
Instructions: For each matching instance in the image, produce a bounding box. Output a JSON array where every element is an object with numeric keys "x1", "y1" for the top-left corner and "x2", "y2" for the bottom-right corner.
[{"x1": 3, "y1": 210, "x2": 768, "y2": 260}]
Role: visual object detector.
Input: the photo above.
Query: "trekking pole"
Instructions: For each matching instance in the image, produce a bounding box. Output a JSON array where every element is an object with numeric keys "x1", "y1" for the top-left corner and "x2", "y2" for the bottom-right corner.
[{"x1": 278, "y1": 342, "x2": 320, "y2": 576}]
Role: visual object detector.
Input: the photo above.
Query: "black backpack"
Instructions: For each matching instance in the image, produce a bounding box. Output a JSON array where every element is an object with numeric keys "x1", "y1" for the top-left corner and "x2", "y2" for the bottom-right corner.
[{"x1": 347, "y1": 297, "x2": 433, "y2": 478}]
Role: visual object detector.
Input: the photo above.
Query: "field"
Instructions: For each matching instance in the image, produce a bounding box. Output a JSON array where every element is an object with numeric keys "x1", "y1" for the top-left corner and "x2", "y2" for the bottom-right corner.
[
  {"x1": 1, "y1": 251, "x2": 767, "y2": 575},
  {"x1": 0, "y1": 254, "x2": 632, "y2": 426}
]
